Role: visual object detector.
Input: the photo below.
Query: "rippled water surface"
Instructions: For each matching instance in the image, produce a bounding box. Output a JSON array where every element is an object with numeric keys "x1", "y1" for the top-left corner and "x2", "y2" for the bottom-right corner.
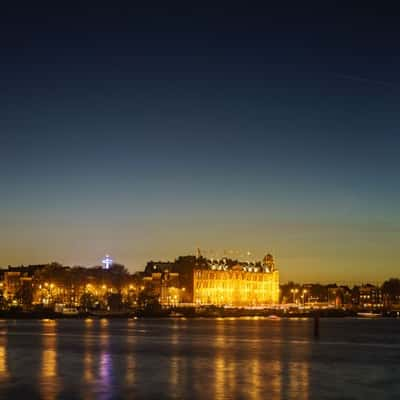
[{"x1": 0, "y1": 318, "x2": 399, "y2": 399}]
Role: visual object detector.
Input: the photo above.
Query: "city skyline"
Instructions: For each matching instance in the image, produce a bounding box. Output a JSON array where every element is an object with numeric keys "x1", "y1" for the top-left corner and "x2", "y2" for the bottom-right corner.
[
  {"x1": 0, "y1": 250, "x2": 392, "y2": 286},
  {"x1": 1, "y1": 5, "x2": 400, "y2": 282}
]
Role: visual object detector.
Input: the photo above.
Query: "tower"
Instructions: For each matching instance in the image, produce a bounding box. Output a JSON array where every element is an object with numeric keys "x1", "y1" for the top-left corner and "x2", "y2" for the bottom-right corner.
[{"x1": 263, "y1": 253, "x2": 275, "y2": 272}]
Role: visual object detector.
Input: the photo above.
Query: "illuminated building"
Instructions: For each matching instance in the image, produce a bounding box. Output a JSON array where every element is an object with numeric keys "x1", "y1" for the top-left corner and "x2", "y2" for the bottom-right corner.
[
  {"x1": 327, "y1": 286, "x2": 352, "y2": 308},
  {"x1": 143, "y1": 270, "x2": 182, "y2": 306},
  {"x1": 143, "y1": 272, "x2": 162, "y2": 297},
  {"x1": 2, "y1": 269, "x2": 35, "y2": 308},
  {"x1": 193, "y1": 254, "x2": 280, "y2": 306},
  {"x1": 3, "y1": 271, "x2": 23, "y2": 301},
  {"x1": 161, "y1": 271, "x2": 181, "y2": 306},
  {"x1": 358, "y1": 284, "x2": 383, "y2": 309}
]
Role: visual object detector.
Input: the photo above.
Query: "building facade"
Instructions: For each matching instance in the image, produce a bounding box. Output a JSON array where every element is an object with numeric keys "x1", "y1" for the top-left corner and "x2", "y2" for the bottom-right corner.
[
  {"x1": 358, "y1": 284, "x2": 383, "y2": 309},
  {"x1": 143, "y1": 270, "x2": 183, "y2": 306},
  {"x1": 193, "y1": 255, "x2": 280, "y2": 306}
]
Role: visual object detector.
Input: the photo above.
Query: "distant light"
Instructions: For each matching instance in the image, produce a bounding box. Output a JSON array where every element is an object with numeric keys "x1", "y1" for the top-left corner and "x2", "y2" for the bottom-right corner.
[{"x1": 102, "y1": 254, "x2": 113, "y2": 269}]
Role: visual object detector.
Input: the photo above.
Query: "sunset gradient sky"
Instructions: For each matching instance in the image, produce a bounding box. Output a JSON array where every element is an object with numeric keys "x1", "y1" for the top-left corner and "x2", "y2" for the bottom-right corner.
[{"x1": 1, "y1": 4, "x2": 399, "y2": 282}]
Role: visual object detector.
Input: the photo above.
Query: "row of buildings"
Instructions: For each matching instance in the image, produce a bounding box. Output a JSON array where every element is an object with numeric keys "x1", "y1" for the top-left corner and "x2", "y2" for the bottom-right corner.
[
  {"x1": 281, "y1": 282, "x2": 395, "y2": 310},
  {"x1": 0, "y1": 254, "x2": 398, "y2": 311},
  {"x1": 0, "y1": 254, "x2": 280, "y2": 310},
  {"x1": 0, "y1": 263, "x2": 138, "y2": 310}
]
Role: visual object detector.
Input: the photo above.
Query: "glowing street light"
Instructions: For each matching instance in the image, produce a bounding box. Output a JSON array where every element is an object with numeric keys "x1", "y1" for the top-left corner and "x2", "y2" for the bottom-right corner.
[
  {"x1": 291, "y1": 288, "x2": 299, "y2": 304},
  {"x1": 302, "y1": 289, "x2": 308, "y2": 306}
]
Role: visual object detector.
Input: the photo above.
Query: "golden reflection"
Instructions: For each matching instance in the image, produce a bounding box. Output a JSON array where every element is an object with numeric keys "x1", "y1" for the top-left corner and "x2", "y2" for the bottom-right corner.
[
  {"x1": 266, "y1": 321, "x2": 282, "y2": 400},
  {"x1": 169, "y1": 356, "x2": 186, "y2": 399},
  {"x1": 288, "y1": 361, "x2": 309, "y2": 400},
  {"x1": 125, "y1": 353, "x2": 136, "y2": 386},
  {"x1": 169, "y1": 355, "x2": 179, "y2": 393},
  {"x1": 215, "y1": 320, "x2": 226, "y2": 349},
  {"x1": 171, "y1": 322, "x2": 179, "y2": 346},
  {"x1": 270, "y1": 358, "x2": 282, "y2": 400},
  {"x1": 226, "y1": 354, "x2": 237, "y2": 398},
  {"x1": 214, "y1": 320, "x2": 227, "y2": 400},
  {"x1": 100, "y1": 318, "x2": 109, "y2": 348},
  {"x1": 249, "y1": 358, "x2": 260, "y2": 400},
  {"x1": 42, "y1": 323, "x2": 57, "y2": 378},
  {"x1": 42, "y1": 345, "x2": 57, "y2": 377},
  {"x1": 225, "y1": 322, "x2": 238, "y2": 397},
  {"x1": 247, "y1": 320, "x2": 262, "y2": 400},
  {"x1": 100, "y1": 318, "x2": 109, "y2": 328},
  {"x1": 0, "y1": 335, "x2": 8, "y2": 380},
  {"x1": 169, "y1": 321, "x2": 187, "y2": 398},
  {"x1": 214, "y1": 355, "x2": 226, "y2": 400},
  {"x1": 269, "y1": 344, "x2": 282, "y2": 398},
  {"x1": 84, "y1": 320, "x2": 94, "y2": 384},
  {"x1": 40, "y1": 320, "x2": 60, "y2": 400}
]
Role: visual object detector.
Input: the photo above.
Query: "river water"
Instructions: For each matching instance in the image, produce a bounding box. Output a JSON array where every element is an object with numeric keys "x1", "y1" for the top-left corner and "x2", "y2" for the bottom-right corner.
[{"x1": 0, "y1": 318, "x2": 399, "y2": 399}]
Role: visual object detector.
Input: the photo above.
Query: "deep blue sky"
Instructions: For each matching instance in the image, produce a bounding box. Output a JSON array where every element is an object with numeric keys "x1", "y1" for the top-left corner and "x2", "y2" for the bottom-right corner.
[{"x1": 1, "y1": 4, "x2": 399, "y2": 282}]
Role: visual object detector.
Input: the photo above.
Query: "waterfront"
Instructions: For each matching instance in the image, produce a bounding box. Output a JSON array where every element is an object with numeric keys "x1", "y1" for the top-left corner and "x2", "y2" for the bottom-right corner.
[{"x1": 0, "y1": 318, "x2": 399, "y2": 399}]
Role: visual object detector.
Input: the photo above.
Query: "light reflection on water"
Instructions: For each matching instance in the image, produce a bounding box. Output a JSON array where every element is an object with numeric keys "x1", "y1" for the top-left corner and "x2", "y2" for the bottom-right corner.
[
  {"x1": 125, "y1": 320, "x2": 136, "y2": 386},
  {"x1": 40, "y1": 320, "x2": 60, "y2": 400},
  {"x1": 0, "y1": 319, "x2": 398, "y2": 399},
  {"x1": 215, "y1": 320, "x2": 226, "y2": 400},
  {"x1": 290, "y1": 361, "x2": 309, "y2": 400},
  {"x1": 98, "y1": 319, "x2": 112, "y2": 400},
  {"x1": 0, "y1": 334, "x2": 8, "y2": 380},
  {"x1": 83, "y1": 319, "x2": 94, "y2": 384}
]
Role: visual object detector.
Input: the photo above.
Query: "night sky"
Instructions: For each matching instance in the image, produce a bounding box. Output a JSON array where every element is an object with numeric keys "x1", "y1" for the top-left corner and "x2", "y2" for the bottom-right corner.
[{"x1": 1, "y1": 4, "x2": 399, "y2": 282}]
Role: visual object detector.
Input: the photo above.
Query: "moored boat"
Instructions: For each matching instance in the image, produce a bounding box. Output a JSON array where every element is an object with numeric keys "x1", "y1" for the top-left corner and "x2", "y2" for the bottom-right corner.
[
  {"x1": 62, "y1": 307, "x2": 80, "y2": 316},
  {"x1": 267, "y1": 314, "x2": 281, "y2": 320},
  {"x1": 357, "y1": 312, "x2": 381, "y2": 318}
]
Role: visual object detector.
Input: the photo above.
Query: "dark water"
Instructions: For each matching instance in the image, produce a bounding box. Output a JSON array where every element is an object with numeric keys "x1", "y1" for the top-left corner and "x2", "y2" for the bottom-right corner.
[{"x1": 0, "y1": 318, "x2": 399, "y2": 399}]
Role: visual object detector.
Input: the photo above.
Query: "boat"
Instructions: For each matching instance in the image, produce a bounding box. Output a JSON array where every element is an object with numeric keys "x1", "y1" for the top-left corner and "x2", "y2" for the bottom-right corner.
[
  {"x1": 267, "y1": 314, "x2": 281, "y2": 320},
  {"x1": 54, "y1": 303, "x2": 80, "y2": 316},
  {"x1": 90, "y1": 310, "x2": 131, "y2": 318},
  {"x1": 169, "y1": 311, "x2": 184, "y2": 317},
  {"x1": 62, "y1": 307, "x2": 80, "y2": 316},
  {"x1": 357, "y1": 312, "x2": 381, "y2": 318}
]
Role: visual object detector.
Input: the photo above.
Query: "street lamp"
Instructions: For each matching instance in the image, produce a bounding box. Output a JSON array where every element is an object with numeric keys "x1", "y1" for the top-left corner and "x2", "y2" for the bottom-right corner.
[
  {"x1": 290, "y1": 288, "x2": 299, "y2": 304},
  {"x1": 302, "y1": 289, "x2": 308, "y2": 306}
]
